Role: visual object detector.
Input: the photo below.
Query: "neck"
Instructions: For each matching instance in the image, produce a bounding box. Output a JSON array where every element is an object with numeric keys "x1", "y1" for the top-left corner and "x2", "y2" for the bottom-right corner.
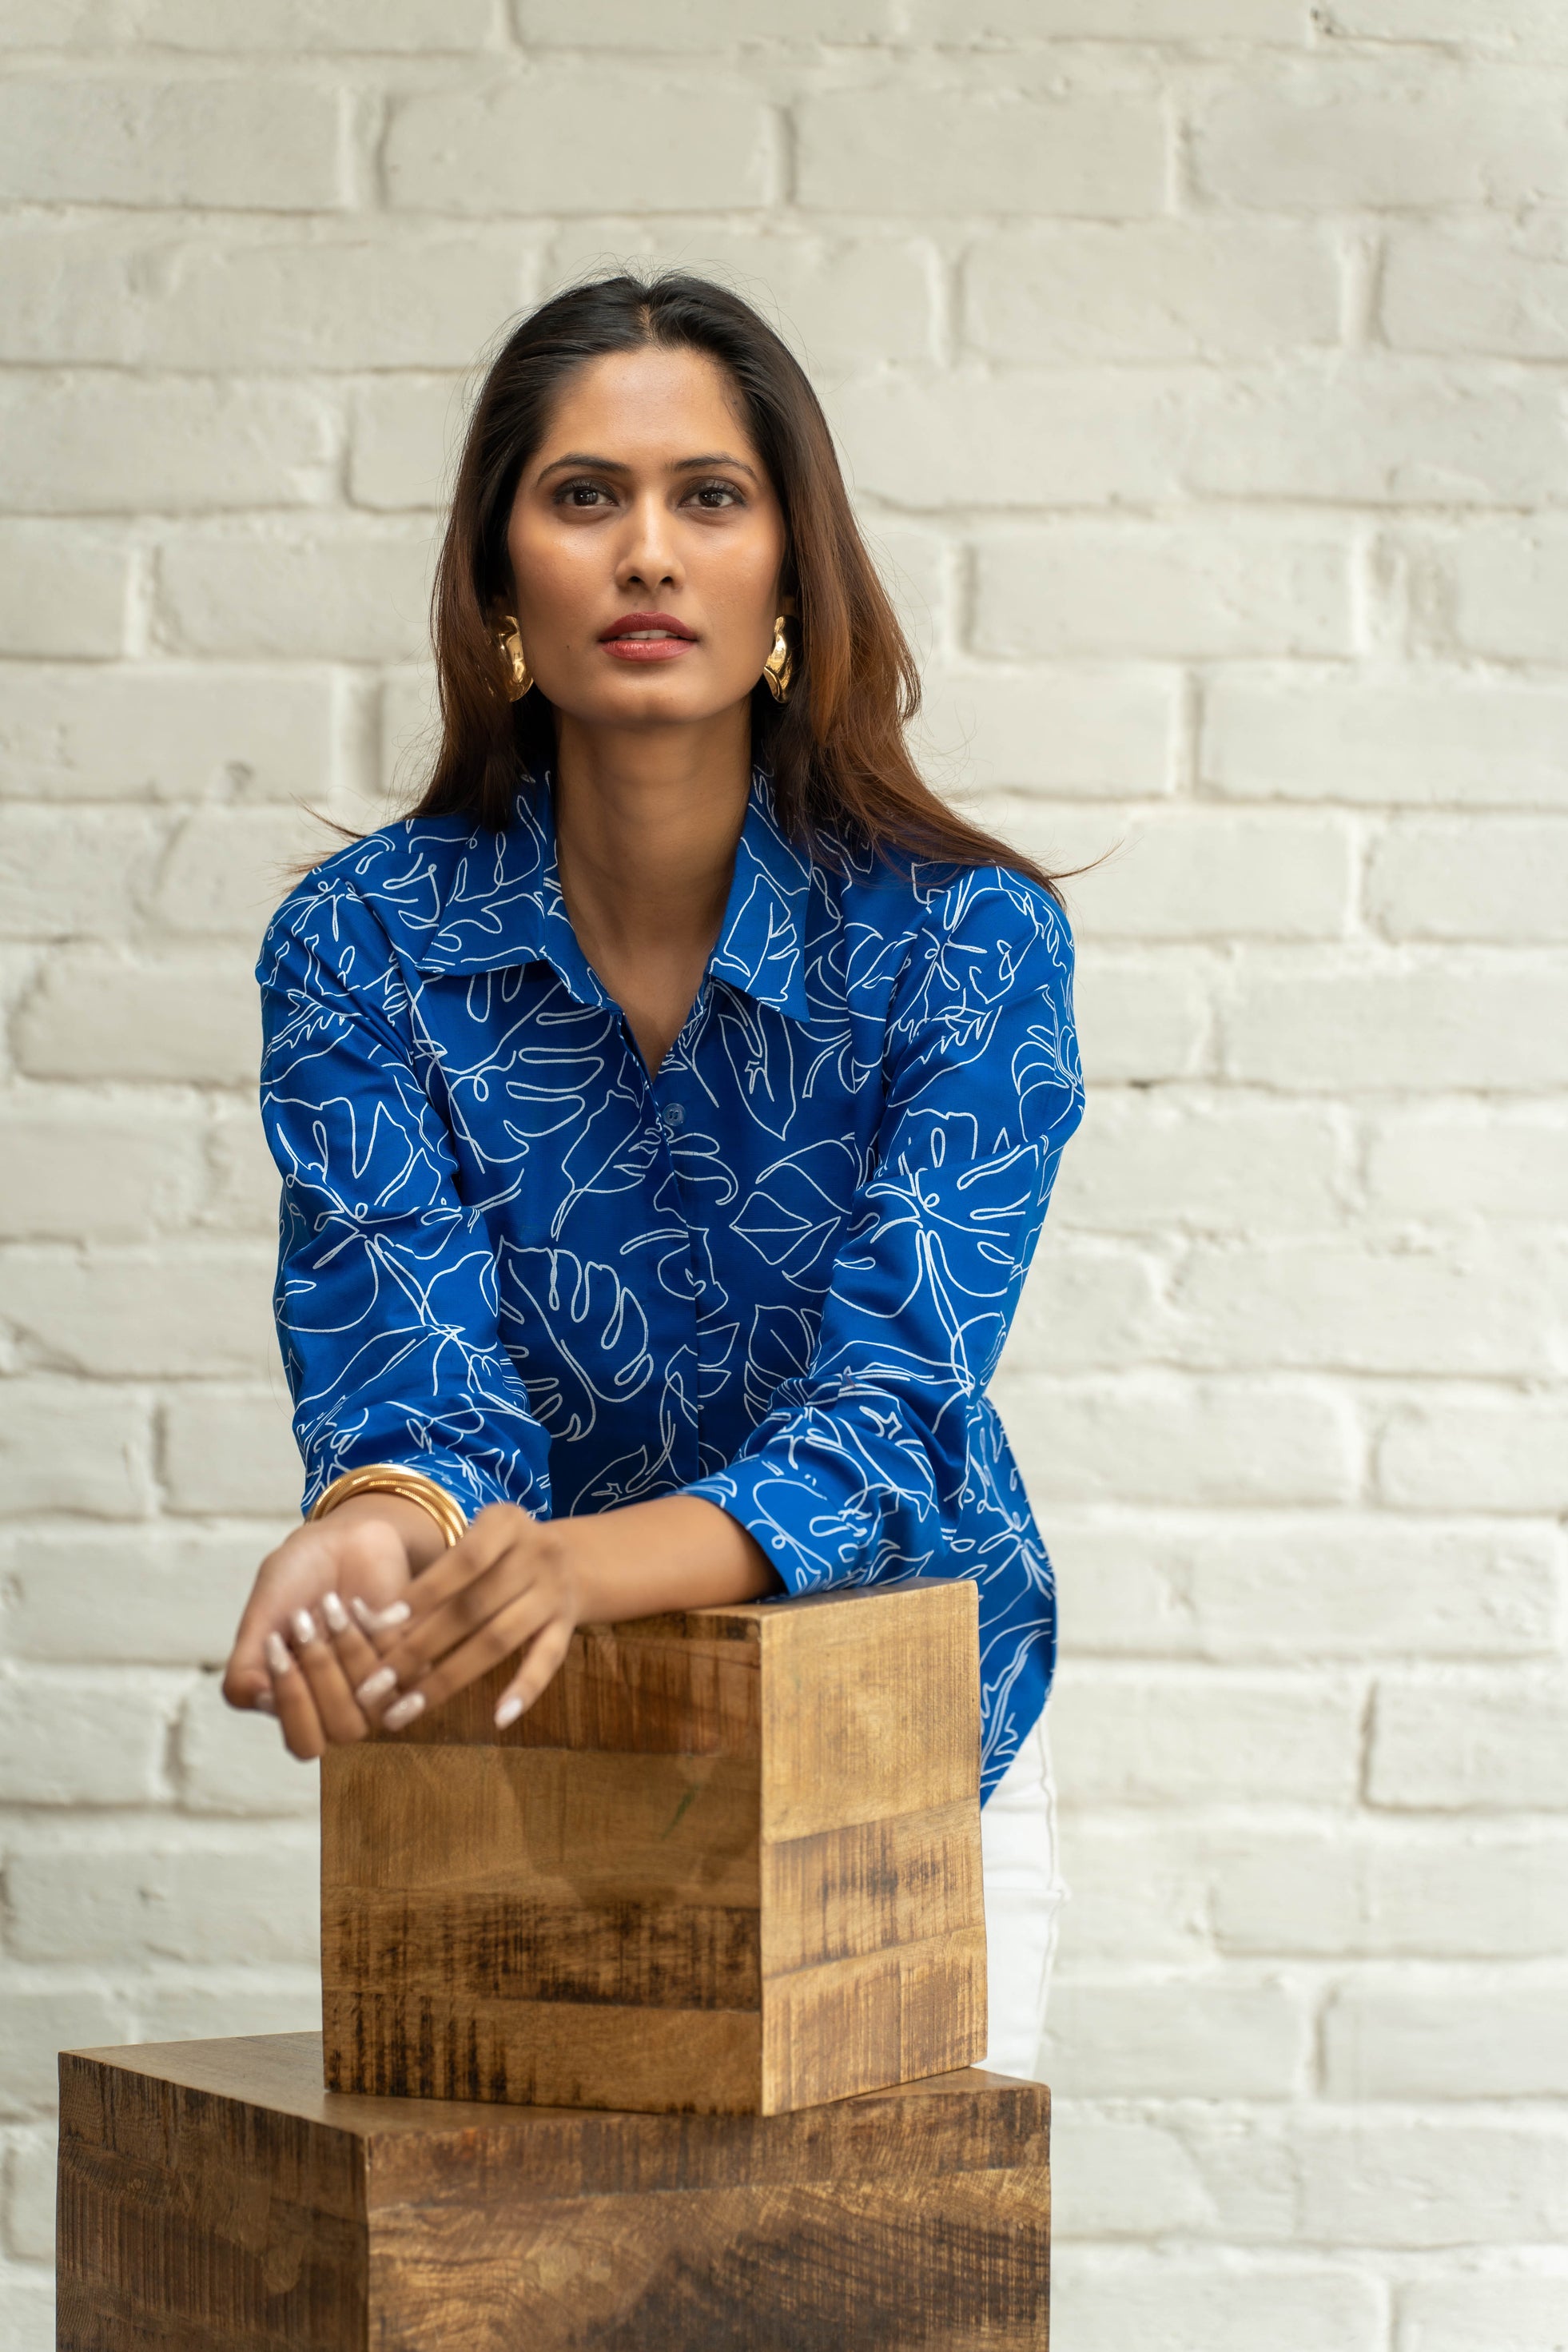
[{"x1": 551, "y1": 706, "x2": 754, "y2": 962}]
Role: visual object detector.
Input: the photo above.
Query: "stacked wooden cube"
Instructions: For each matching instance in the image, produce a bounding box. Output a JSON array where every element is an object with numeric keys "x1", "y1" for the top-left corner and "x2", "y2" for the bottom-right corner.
[
  {"x1": 58, "y1": 1581, "x2": 1053, "y2": 2348},
  {"x1": 322, "y1": 1578, "x2": 989, "y2": 2115}
]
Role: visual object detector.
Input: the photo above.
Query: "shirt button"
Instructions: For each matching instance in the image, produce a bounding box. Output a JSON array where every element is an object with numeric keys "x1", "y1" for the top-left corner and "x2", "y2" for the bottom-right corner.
[{"x1": 663, "y1": 1103, "x2": 685, "y2": 1132}]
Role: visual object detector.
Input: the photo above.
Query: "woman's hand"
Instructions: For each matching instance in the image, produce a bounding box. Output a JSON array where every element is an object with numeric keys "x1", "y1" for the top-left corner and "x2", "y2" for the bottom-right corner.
[
  {"x1": 221, "y1": 1491, "x2": 448, "y2": 1761},
  {"x1": 356, "y1": 1504, "x2": 585, "y2": 1735},
  {"x1": 360, "y1": 1494, "x2": 779, "y2": 1735},
  {"x1": 231, "y1": 1490, "x2": 778, "y2": 1749}
]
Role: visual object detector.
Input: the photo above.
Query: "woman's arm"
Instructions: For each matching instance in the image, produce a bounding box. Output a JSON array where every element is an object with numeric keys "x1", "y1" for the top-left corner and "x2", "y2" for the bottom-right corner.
[
  {"x1": 257, "y1": 871, "x2": 555, "y2": 1522},
  {"x1": 225, "y1": 862, "x2": 558, "y2": 1752},
  {"x1": 682, "y1": 867, "x2": 1084, "y2": 1595}
]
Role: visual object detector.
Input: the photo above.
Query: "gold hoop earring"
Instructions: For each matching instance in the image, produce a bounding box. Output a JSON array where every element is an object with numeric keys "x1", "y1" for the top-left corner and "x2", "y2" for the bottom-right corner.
[
  {"x1": 762, "y1": 614, "x2": 794, "y2": 704},
  {"x1": 493, "y1": 612, "x2": 534, "y2": 702}
]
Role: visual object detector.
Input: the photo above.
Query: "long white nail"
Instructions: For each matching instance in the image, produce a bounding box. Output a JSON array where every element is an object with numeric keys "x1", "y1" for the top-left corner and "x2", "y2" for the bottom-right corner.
[
  {"x1": 494, "y1": 1693, "x2": 524, "y2": 1729},
  {"x1": 265, "y1": 1631, "x2": 293, "y2": 1677},
  {"x1": 253, "y1": 1689, "x2": 277, "y2": 1716},
  {"x1": 351, "y1": 1594, "x2": 411, "y2": 1634},
  {"x1": 321, "y1": 1590, "x2": 350, "y2": 1635},
  {"x1": 356, "y1": 1666, "x2": 397, "y2": 1707},
  {"x1": 291, "y1": 1608, "x2": 318, "y2": 1647},
  {"x1": 381, "y1": 1691, "x2": 425, "y2": 1732}
]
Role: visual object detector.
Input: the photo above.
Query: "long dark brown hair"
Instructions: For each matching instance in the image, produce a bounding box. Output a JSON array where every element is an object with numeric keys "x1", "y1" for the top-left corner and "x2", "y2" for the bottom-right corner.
[{"x1": 416, "y1": 272, "x2": 1061, "y2": 897}]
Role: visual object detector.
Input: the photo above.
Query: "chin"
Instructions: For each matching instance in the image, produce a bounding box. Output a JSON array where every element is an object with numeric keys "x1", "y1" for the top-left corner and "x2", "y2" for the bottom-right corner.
[{"x1": 573, "y1": 675, "x2": 745, "y2": 727}]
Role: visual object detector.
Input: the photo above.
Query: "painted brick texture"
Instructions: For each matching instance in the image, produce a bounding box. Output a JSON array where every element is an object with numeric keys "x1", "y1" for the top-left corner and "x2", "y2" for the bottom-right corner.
[{"x1": 2, "y1": 7, "x2": 1565, "y2": 2350}]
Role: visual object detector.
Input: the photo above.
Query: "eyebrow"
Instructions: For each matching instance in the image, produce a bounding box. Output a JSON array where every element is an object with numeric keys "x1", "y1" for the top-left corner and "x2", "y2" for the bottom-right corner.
[{"x1": 537, "y1": 451, "x2": 761, "y2": 484}]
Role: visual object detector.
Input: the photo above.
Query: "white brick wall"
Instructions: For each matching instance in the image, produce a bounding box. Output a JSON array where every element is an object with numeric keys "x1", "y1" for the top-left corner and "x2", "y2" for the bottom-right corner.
[{"x1": 1, "y1": 7, "x2": 1564, "y2": 2348}]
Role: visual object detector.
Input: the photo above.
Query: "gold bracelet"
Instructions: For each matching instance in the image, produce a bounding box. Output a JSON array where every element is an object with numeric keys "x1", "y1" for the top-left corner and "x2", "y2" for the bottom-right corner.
[{"x1": 308, "y1": 1464, "x2": 468, "y2": 1550}]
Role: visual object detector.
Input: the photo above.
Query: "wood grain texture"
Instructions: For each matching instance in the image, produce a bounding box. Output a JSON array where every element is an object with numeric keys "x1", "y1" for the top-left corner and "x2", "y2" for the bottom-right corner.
[
  {"x1": 58, "y1": 2033, "x2": 1050, "y2": 2351},
  {"x1": 57, "y1": 2040, "x2": 365, "y2": 2352},
  {"x1": 325, "y1": 1988, "x2": 764, "y2": 2111},
  {"x1": 323, "y1": 1580, "x2": 987, "y2": 2114},
  {"x1": 758, "y1": 1582, "x2": 980, "y2": 1839},
  {"x1": 400, "y1": 1616, "x2": 764, "y2": 1755}
]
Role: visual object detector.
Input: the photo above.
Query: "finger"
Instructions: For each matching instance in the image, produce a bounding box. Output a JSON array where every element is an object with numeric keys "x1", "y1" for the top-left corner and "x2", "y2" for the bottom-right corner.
[
  {"x1": 320, "y1": 1590, "x2": 390, "y2": 1690},
  {"x1": 225, "y1": 1669, "x2": 273, "y2": 1712},
  {"x1": 349, "y1": 1592, "x2": 411, "y2": 1640},
  {"x1": 356, "y1": 1509, "x2": 544, "y2": 1709},
  {"x1": 228, "y1": 1555, "x2": 316, "y2": 1699},
  {"x1": 381, "y1": 1586, "x2": 565, "y2": 1732},
  {"x1": 373, "y1": 1516, "x2": 527, "y2": 1683},
  {"x1": 494, "y1": 1617, "x2": 574, "y2": 1729},
  {"x1": 340, "y1": 1594, "x2": 430, "y2": 1718},
  {"x1": 266, "y1": 1630, "x2": 327, "y2": 1763},
  {"x1": 391, "y1": 1510, "x2": 519, "y2": 1629},
  {"x1": 290, "y1": 1609, "x2": 370, "y2": 1747},
  {"x1": 376, "y1": 1551, "x2": 526, "y2": 1689},
  {"x1": 224, "y1": 1627, "x2": 279, "y2": 1710},
  {"x1": 224, "y1": 1540, "x2": 324, "y2": 1709},
  {"x1": 225, "y1": 1595, "x2": 282, "y2": 1700}
]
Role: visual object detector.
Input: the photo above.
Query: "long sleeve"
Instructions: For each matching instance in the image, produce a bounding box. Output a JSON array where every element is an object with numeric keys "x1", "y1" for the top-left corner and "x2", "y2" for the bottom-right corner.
[
  {"x1": 685, "y1": 866, "x2": 1084, "y2": 1590},
  {"x1": 257, "y1": 877, "x2": 553, "y2": 1519}
]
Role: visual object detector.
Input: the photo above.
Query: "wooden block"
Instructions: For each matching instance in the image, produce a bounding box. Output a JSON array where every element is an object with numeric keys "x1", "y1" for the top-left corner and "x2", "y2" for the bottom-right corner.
[
  {"x1": 321, "y1": 1579, "x2": 986, "y2": 2114},
  {"x1": 58, "y1": 2032, "x2": 1049, "y2": 2352}
]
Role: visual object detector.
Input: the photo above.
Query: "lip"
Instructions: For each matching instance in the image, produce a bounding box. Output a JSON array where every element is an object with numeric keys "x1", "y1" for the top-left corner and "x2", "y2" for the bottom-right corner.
[{"x1": 599, "y1": 611, "x2": 699, "y2": 664}]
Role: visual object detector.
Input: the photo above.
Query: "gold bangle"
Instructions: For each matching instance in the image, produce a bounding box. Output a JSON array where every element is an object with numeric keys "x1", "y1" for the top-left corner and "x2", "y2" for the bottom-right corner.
[{"x1": 308, "y1": 1464, "x2": 468, "y2": 1550}]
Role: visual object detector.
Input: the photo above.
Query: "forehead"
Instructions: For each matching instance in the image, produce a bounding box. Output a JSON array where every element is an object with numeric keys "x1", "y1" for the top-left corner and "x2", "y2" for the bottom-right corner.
[{"x1": 534, "y1": 344, "x2": 758, "y2": 464}]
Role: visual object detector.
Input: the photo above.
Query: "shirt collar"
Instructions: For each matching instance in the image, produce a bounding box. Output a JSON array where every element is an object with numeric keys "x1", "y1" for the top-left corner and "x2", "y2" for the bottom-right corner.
[
  {"x1": 707, "y1": 767, "x2": 814, "y2": 1023},
  {"x1": 410, "y1": 767, "x2": 814, "y2": 1025}
]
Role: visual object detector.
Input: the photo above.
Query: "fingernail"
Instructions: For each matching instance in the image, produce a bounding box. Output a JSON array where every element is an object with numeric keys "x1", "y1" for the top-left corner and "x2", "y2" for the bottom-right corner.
[
  {"x1": 265, "y1": 1631, "x2": 293, "y2": 1677},
  {"x1": 494, "y1": 1694, "x2": 524, "y2": 1729},
  {"x1": 355, "y1": 1666, "x2": 397, "y2": 1707},
  {"x1": 253, "y1": 1690, "x2": 277, "y2": 1716},
  {"x1": 351, "y1": 1595, "x2": 411, "y2": 1634},
  {"x1": 321, "y1": 1591, "x2": 350, "y2": 1636},
  {"x1": 381, "y1": 1692, "x2": 425, "y2": 1732},
  {"x1": 291, "y1": 1608, "x2": 318, "y2": 1647}
]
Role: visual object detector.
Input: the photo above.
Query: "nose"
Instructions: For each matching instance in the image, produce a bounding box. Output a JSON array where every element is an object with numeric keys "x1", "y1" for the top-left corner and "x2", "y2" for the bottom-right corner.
[{"x1": 615, "y1": 490, "x2": 683, "y2": 596}]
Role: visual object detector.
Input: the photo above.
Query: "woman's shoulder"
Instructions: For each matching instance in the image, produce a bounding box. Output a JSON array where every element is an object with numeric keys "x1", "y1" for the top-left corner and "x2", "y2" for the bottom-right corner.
[
  {"x1": 258, "y1": 810, "x2": 509, "y2": 978},
  {"x1": 833, "y1": 841, "x2": 1074, "y2": 977},
  {"x1": 272, "y1": 811, "x2": 493, "y2": 917}
]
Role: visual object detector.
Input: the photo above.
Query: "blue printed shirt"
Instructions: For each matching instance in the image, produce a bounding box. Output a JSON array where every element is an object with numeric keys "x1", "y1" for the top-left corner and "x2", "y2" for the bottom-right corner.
[{"x1": 257, "y1": 770, "x2": 1084, "y2": 1797}]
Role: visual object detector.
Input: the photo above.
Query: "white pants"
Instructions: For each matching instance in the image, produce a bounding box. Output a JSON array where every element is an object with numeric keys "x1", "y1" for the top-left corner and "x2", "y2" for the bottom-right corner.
[{"x1": 977, "y1": 1713, "x2": 1067, "y2": 2079}]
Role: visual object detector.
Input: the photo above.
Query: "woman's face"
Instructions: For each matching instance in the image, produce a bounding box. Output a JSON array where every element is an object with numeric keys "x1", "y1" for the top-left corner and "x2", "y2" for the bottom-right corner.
[{"x1": 504, "y1": 345, "x2": 789, "y2": 736}]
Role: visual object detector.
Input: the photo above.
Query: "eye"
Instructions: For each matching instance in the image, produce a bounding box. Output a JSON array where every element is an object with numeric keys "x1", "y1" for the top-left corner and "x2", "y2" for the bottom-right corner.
[
  {"x1": 555, "y1": 477, "x2": 615, "y2": 509},
  {"x1": 687, "y1": 479, "x2": 745, "y2": 510}
]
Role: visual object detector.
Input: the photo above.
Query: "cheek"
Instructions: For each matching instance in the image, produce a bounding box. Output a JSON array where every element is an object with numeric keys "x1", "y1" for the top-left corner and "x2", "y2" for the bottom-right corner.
[
  {"x1": 706, "y1": 531, "x2": 787, "y2": 634},
  {"x1": 507, "y1": 524, "x2": 599, "y2": 640}
]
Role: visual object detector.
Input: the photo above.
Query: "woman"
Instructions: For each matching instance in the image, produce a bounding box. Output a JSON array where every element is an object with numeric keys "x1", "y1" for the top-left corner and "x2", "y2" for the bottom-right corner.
[{"x1": 222, "y1": 273, "x2": 1083, "y2": 2077}]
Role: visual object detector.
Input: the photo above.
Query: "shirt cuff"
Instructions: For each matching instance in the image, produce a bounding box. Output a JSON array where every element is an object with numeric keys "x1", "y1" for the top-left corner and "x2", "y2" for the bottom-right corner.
[
  {"x1": 684, "y1": 1453, "x2": 933, "y2": 1597},
  {"x1": 301, "y1": 1444, "x2": 532, "y2": 1524}
]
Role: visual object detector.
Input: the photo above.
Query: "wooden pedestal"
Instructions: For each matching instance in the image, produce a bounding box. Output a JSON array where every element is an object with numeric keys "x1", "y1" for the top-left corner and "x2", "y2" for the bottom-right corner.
[
  {"x1": 58, "y1": 2032, "x2": 1050, "y2": 2350},
  {"x1": 322, "y1": 1580, "x2": 987, "y2": 2115}
]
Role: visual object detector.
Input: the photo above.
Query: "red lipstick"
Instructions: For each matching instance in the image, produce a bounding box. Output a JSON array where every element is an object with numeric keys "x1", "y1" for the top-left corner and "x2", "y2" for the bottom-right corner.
[{"x1": 599, "y1": 611, "x2": 698, "y2": 663}]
